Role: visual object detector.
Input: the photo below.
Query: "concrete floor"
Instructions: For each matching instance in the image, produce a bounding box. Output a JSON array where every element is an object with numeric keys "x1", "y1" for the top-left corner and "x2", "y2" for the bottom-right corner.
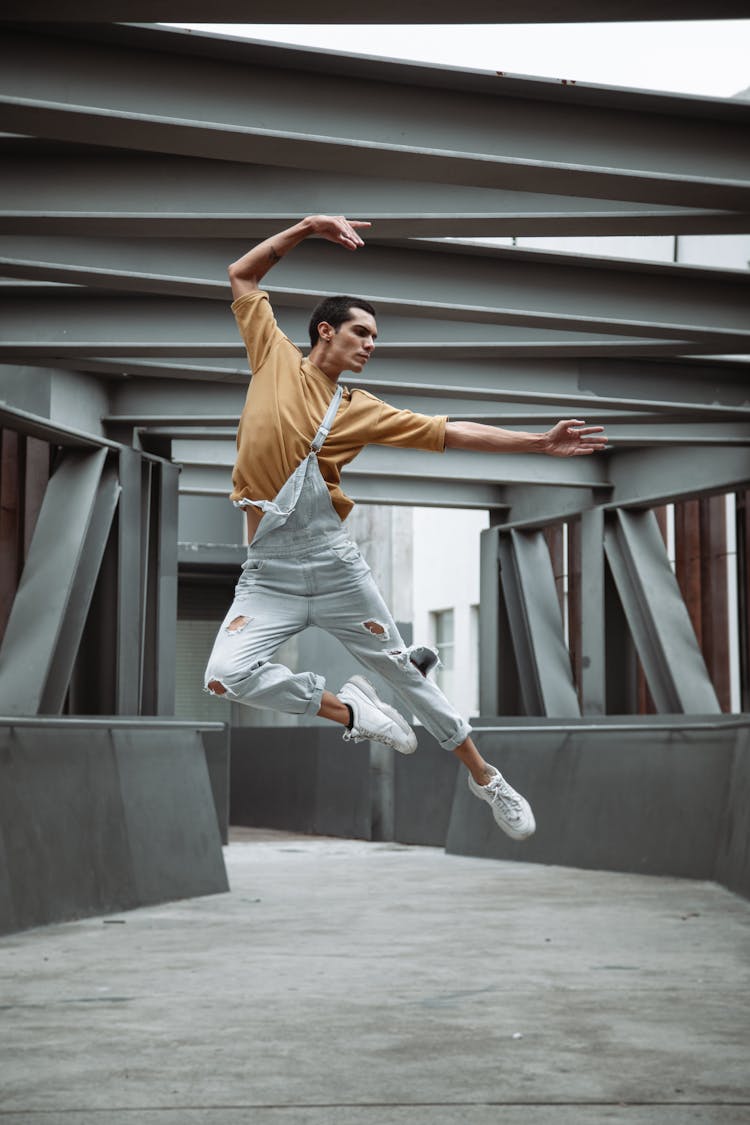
[{"x1": 1, "y1": 830, "x2": 749, "y2": 1125}]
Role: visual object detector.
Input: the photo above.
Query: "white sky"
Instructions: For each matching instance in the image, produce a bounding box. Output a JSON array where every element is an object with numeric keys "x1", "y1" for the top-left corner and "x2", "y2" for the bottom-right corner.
[{"x1": 171, "y1": 21, "x2": 750, "y2": 99}]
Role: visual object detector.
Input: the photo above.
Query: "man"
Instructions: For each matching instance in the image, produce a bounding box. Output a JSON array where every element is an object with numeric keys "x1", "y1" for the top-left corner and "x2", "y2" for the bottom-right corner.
[{"x1": 205, "y1": 215, "x2": 608, "y2": 840}]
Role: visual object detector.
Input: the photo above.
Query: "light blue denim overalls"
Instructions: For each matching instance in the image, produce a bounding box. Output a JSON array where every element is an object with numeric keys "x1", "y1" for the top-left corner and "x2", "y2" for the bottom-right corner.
[{"x1": 204, "y1": 386, "x2": 471, "y2": 751}]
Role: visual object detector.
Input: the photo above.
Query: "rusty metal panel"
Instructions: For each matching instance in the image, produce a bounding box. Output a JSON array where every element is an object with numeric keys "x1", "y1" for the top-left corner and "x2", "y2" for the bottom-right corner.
[{"x1": 675, "y1": 495, "x2": 731, "y2": 711}]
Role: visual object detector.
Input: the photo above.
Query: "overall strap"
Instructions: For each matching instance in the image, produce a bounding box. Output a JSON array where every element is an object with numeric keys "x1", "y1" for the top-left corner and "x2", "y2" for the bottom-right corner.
[{"x1": 310, "y1": 384, "x2": 344, "y2": 453}]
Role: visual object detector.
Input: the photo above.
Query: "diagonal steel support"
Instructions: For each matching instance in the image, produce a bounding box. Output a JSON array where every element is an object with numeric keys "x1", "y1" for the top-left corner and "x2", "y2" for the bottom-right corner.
[
  {"x1": 603, "y1": 508, "x2": 720, "y2": 713},
  {"x1": 140, "y1": 459, "x2": 179, "y2": 715},
  {"x1": 497, "y1": 528, "x2": 581, "y2": 716},
  {"x1": 478, "y1": 527, "x2": 520, "y2": 716},
  {"x1": 0, "y1": 447, "x2": 119, "y2": 714}
]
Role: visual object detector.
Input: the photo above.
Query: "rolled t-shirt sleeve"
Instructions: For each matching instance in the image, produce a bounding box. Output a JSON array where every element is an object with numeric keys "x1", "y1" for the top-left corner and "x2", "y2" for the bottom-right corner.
[
  {"x1": 231, "y1": 289, "x2": 286, "y2": 375},
  {"x1": 357, "y1": 391, "x2": 446, "y2": 452}
]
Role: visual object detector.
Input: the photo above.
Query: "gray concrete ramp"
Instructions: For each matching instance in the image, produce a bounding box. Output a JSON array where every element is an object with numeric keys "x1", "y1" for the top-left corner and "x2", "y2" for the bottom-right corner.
[{"x1": 1, "y1": 831, "x2": 748, "y2": 1124}]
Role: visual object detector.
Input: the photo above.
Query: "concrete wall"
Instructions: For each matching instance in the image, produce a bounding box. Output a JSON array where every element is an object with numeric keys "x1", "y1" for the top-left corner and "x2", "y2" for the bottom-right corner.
[
  {"x1": 448, "y1": 720, "x2": 741, "y2": 884},
  {"x1": 231, "y1": 717, "x2": 750, "y2": 900},
  {"x1": 230, "y1": 726, "x2": 372, "y2": 839},
  {"x1": 715, "y1": 724, "x2": 750, "y2": 898},
  {"x1": 0, "y1": 722, "x2": 229, "y2": 935}
]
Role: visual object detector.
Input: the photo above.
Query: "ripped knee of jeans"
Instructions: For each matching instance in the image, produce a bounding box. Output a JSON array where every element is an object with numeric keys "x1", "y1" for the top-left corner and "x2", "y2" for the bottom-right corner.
[
  {"x1": 206, "y1": 678, "x2": 228, "y2": 696},
  {"x1": 361, "y1": 619, "x2": 390, "y2": 641},
  {"x1": 205, "y1": 658, "x2": 267, "y2": 699},
  {"x1": 387, "y1": 643, "x2": 440, "y2": 678}
]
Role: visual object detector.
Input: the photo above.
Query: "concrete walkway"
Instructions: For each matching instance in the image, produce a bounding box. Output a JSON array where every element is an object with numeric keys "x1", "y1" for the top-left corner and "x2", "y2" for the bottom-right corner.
[{"x1": 1, "y1": 830, "x2": 749, "y2": 1125}]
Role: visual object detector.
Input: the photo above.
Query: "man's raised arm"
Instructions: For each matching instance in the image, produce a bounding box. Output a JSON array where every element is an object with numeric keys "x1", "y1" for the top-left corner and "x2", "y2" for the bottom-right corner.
[
  {"x1": 228, "y1": 215, "x2": 371, "y2": 300},
  {"x1": 445, "y1": 419, "x2": 608, "y2": 458}
]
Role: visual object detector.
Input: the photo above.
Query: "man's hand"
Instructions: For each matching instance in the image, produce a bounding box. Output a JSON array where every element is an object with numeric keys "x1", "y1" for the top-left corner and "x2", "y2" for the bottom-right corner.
[
  {"x1": 541, "y1": 419, "x2": 608, "y2": 457},
  {"x1": 228, "y1": 215, "x2": 371, "y2": 299},
  {"x1": 306, "y1": 214, "x2": 371, "y2": 251}
]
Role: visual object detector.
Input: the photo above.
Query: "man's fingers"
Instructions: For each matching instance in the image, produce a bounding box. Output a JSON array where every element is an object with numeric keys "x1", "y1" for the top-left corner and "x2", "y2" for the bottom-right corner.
[
  {"x1": 337, "y1": 226, "x2": 367, "y2": 248},
  {"x1": 548, "y1": 418, "x2": 609, "y2": 455},
  {"x1": 339, "y1": 217, "x2": 370, "y2": 247}
]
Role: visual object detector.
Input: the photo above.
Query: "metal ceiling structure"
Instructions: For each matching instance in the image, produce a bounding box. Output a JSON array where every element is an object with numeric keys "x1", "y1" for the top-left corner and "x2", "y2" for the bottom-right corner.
[
  {"x1": 3, "y1": 3, "x2": 749, "y2": 21},
  {"x1": 0, "y1": 20, "x2": 748, "y2": 720}
]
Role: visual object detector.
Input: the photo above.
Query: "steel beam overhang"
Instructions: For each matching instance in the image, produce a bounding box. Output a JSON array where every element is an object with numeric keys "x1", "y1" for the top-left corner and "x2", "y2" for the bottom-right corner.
[
  {"x1": 36, "y1": 355, "x2": 749, "y2": 417},
  {"x1": 1, "y1": 27, "x2": 748, "y2": 210},
  {"x1": 2, "y1": 4, "x2": 749, "y2": 19},
  {"x1": 2, "y1": 152, "x2": 746, "y2": 238},
  {"x1": 2, "y1": 237, "x2": 748, "y2": 347},
  {"x1": 3, "y1": 294, "x2": 705, "y2": 357}
]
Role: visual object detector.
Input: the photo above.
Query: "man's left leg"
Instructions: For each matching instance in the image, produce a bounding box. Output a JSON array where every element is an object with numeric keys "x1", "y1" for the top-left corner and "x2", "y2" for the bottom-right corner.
[{"x1": 315, "y1": 570, "x2": 535, "y2": 840}]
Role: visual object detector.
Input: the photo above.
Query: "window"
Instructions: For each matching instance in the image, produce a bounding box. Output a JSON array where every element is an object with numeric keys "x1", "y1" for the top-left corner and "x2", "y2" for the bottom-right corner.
[{"x1": 431, "y1": 608, "x2": 454, "y2": 698}]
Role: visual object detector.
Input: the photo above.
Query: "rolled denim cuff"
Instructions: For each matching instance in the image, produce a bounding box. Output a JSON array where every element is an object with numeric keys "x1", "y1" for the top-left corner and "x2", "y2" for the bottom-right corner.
[{"x1": 304, "y1": 673, "x2": 326, "y2": 717}]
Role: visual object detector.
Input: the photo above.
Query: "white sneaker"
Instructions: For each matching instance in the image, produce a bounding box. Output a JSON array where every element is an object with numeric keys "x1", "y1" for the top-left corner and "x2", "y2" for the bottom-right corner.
[
  {"x1": 339, "y1": 675, "x2": 417, "y2": 755},
  {"x1": 468, "y1": 766, "x2": 536, "y2": 840}
]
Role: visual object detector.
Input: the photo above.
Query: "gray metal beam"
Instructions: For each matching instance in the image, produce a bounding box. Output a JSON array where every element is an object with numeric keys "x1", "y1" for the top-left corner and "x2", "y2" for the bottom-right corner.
[
  {"x1": 497, "y1": 529, "x2": 581, "y2": 716},
  {"x1": 2, "y1": 153, "x2": 745, "y2": 238},
  {"x1": 63, "y1": 355, "x2": 750, "y2": 417},
  {"x1": 2, "y1": 295, "x2": 694, "y2": 358},
  {"x1": 0, "y1": 399, "x2": 119, "y2": 450},
  {"x1": 41, "y1": 459, "x2": 120, "y2": 713},
  {"x1": 578, "y1": 508, "x2": 606, "y2": 717},
  {"x1": 165, "y1": 419, "x2": 750, "y2": 446},
  {"x1": 603, "y1": 508, "x2": 720, "y2": 714},
  {"x1": 607, "y1": 446, "x2": 750, "y2": 508},
  {"x1": 2, "y1": 3, "x2": 748, "y2": 19},
  {"x1": 140, "y1": 459, "x2": 179, "y2": 715},
  {"x1": 181, "y1": 443, "x2": 609, "y2": 490},
  {"x1": 493, "y1": 485, "x2": 604, "y2": 530},
  {"x1": 0, "y1": 447, "x2": 110, "y2": 714},
  {"x1": 495, "y1": 445, "x2": 750, "y2": 529},
  {"x1": 116, "y1": 446, "x2": 144, "y2": 714},
  {"x1": 2, "y1": 237, "x2": 749, "y2": 346},
  {"x1": 181, "y1": 478, "x2": 508, "y2": 511},
  {"x1": 1, "y1": 27, "x2": 748, "y2": 211}
]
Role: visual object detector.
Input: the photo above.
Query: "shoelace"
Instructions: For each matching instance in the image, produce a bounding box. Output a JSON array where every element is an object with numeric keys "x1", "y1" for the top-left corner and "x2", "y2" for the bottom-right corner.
[{"x1": 487, "y1": 776, "x2": 525, "y2": 817}]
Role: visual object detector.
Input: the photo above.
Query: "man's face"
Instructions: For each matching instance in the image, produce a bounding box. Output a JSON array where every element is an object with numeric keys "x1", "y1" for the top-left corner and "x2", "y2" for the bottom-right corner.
[{"x1": 323, "y1": 309, "x2": 378, "y2": 374}]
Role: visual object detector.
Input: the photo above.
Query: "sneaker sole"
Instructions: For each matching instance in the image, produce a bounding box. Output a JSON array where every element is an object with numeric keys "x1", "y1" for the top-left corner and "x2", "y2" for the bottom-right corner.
[{"x1": 347, "y1": 675, "x2": 417, "y2": 754}]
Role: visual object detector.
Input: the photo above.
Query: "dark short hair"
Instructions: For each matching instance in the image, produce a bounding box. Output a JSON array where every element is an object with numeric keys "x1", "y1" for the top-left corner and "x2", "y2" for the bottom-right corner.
[{"x1": 308, "y1": 295, "x2": 376, "y2": 347}]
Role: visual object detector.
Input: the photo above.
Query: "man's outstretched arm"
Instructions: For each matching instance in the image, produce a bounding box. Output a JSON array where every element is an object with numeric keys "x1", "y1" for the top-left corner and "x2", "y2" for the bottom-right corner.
[
  {"x1": 228, "y1": 215, "x2": 371, "y2": 300},
  {"x1": 445, "y1": 419, "x2": 608, "y2": 457}
]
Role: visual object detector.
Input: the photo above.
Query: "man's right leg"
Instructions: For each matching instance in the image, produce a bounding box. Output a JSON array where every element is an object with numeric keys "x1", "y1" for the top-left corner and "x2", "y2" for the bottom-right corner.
[{"x1": 204, "y1": 585, "x2": 324, "y2": 715}]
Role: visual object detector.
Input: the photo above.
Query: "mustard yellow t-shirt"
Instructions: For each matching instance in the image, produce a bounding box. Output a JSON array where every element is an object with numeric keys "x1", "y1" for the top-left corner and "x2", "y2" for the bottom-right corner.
[{"x1": 230, "y1": 291, "x2": 447, "y2": 521}]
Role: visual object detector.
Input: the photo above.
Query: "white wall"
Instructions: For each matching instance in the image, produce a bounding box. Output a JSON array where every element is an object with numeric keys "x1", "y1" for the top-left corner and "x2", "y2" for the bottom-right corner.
[{"x1": 411, "y1": 506, "x2": 488, "y2": 717}]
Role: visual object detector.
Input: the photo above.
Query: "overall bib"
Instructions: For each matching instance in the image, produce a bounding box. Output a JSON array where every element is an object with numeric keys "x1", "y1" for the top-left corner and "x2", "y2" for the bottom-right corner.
[{"x1": 204, "y1": 387, "x2": 471, "y2": 751}]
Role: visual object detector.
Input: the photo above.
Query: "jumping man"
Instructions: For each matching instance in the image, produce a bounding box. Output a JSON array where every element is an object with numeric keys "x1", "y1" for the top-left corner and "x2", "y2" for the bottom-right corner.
[{"x1": 204, "y1": 215, "x2": 608, "y2": 840}]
